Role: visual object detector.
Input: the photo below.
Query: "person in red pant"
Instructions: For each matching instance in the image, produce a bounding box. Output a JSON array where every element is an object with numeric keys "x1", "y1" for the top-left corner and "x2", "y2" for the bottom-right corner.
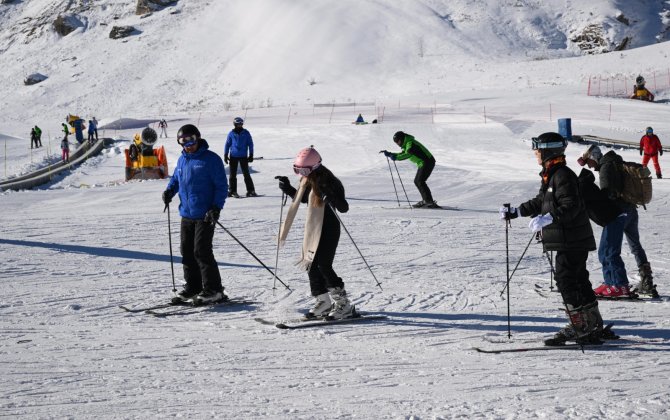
[{"x1": 640, "y1": 127, "x2": 663, "y2": 179}]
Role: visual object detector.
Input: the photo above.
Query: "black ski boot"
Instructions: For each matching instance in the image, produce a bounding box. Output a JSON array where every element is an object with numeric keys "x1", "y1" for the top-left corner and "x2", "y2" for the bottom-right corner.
[
  {"x1": 633, "y1": 262, "x2": 659, "y2": 298},
  {"x1": 192, "y1": 290, "x2": 228, "y2": 306},
  {"x1": 412, "y1": 200, "x2": 426, "y2": 208},
  {"x1": 171, "y1": 288, "x2": 201, "y2": 304},
  {"x1": 544, "y1": 302, "x2": 604, "y2": 346}
]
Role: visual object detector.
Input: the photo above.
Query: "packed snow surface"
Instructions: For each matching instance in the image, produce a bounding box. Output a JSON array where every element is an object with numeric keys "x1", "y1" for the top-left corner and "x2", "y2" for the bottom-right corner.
[{"x1": 1, "y1": 1, "x2": 670, "y2": 418}]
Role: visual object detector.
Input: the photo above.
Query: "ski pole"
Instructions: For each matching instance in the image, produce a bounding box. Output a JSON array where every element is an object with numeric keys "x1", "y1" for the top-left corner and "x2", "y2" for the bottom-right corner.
[
  {"x1": 327, "y1": 202, "x2": 383, "y2": 291},
  {"x1": 392, "y1": 160, "x2": 413, "y2": 209},
  {"x1": 273, "y1": 189, "x2": 288, "y2": 292},
  {"x1": 544, "y1": 250, "x2": 556, "y2": 291},
  {"x1": 163, "y1": 203, "x2": 177, "y2": 293},
  {"x1": 504, "y1": 203, "x2": 511, "y2": 338},
  {"x1": 499, "y1": 231, "x2": 536, "y2": 297},
  {"x1": 216, "y1": 221, "x2": 290, "y2": 290},
  {"x1": 380, "y1": 152, "x2": 401, "y2": 207}
]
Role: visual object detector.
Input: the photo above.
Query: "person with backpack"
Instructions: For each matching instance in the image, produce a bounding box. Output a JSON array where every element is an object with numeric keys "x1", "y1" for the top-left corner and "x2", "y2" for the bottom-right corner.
[
  {"x1": 500, "y1": 132, "x2": 607, "y2": 346},
  {"x1": 275, "y1": 146, "x2": 355, "y2": 320},
  {"x1": 382, "y1": 131, "x2": 437, "y2": 208},
  {"x1": 224, "y1": 117, "x2": 257, "y2": 198},
  {"x1": 640, "y1": 127, "x2": 663, "y2": 179},
  {"x1": 578, "y1": 145, "x2": 659, "y2": 298},
  {"x1": 162, "y1": 124, "x2": 228, "y2": 305}
]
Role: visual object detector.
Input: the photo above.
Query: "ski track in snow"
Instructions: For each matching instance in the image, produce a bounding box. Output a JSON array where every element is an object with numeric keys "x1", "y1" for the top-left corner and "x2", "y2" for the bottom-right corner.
[
  {"x1": 3, "y1": 5, "x2": 670, "y2": 413},
  {"x1": 2, "y1": 101, "x2": 670, "y2": 418}
]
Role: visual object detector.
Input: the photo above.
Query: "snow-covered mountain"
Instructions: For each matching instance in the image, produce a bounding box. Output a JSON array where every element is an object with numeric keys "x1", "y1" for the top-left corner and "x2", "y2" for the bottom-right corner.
[{"x1": 2, "y1": 0, "x2": 670, "y2": 129}]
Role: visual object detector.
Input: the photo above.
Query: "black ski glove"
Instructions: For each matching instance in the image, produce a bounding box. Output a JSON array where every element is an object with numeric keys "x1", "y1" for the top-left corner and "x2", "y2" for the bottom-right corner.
[
  {"x1": 660, "y1": 149, "x2": 664, "y2": 156},
  {"x1": 276, "y1": 176, "x2": 291, "y2": 194},
  {"x1": 248, "y1": 154, "x2": 253, "y2": 163},
  {"x1": 204, "y1": 208, "x2": 220, "y2": 226},
  {"x1": 162, "y1": 190, "x2": 173, "y2": 205},
  {"x1": 640, "y1": 148, "x2": 643, "y2": 156},
  {"x1": 224, "y1": 155, "x2": 229, "y2": 164}
]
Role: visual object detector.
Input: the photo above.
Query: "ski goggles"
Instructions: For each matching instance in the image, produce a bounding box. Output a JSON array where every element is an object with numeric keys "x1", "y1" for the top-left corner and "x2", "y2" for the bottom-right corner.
[
  {"x1": 293, "y1": 163, "x2": 320, "y2": 177},
  {"x1": 177, "y1": 134, "x2": 198, "y2": 148},
  {"x1": 531, "y1": 137, "x2": 567, "y2": 150}
]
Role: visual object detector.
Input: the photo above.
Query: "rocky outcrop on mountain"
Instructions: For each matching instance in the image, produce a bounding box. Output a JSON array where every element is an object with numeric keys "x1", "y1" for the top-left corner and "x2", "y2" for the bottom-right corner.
[
  {"x1": 24, "y1": 73, "x2": 48, "y2": 86},
  {"x1": 53, "y1": 15, "x2": 83, "y2": 37},
  {"x1": 136, "y1": 0, "x2": 178, "y2": 15},
  {"x1": 109, "y1": 25, "x2": 137, "y2": 39}
]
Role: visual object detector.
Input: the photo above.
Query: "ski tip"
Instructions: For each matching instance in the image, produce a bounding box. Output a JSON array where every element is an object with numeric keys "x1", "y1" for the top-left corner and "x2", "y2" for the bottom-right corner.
[{"x1": 275, "y1": 323, "x2": 290, "y2": 329}]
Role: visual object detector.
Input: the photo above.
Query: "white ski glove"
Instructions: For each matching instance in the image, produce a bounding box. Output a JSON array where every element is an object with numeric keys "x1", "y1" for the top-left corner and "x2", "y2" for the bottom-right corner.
[
  {"x1": 528, "y1": 213, "x2": 553, "y2": 233},
  {"x1": 499, "y1": 205, "x2": 518, "y2": 220}
]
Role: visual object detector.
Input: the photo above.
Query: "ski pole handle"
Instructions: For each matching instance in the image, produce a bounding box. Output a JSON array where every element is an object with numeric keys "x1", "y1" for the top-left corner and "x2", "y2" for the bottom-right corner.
[{"x1": 503, "y1": 203, "x2": 511, "y2": 225}]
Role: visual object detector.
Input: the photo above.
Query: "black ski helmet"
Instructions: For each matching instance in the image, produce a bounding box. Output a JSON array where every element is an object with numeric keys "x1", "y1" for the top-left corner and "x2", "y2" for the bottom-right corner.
[
  {"x1": 393, "y1": 131, "x2": 405, "y2": 144},
  {"x1": 636, "y1": 75, "x2": 645, "y2": 85},
  {"x1": 177, "y1": 124, "x2": 201, "y2": 145},
  {"x1": 531, "y1": 132, "x2": 568, "y2": 162},
  {"x1": 141, "y1": 127, "x2": 157, "y2": 146}
]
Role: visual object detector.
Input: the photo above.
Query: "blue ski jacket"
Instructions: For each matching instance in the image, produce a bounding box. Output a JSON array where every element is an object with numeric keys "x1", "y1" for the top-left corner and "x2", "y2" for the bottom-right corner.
[
  {"x1": 165, "y1": 140, "x2": 227, "y2": 219},
  {"x1": 224, "y1": 128, "x2": 254, "y2": 158}
]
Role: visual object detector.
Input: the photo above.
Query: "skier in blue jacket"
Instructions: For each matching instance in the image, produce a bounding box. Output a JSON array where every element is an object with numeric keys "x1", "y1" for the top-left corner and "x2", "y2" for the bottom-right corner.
[
  {"x1": 224, "y1": 117, "x2": 257, "y2": 197},
  {"x1": 162, "y1": 124, "x2": 228, "y2": 305}
]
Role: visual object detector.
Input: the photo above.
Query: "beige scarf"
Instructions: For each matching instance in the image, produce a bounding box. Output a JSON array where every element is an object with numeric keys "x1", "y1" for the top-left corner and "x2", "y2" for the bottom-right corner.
[{"x1": 278, "y1": 177, "x2": 325, "y2": 271}]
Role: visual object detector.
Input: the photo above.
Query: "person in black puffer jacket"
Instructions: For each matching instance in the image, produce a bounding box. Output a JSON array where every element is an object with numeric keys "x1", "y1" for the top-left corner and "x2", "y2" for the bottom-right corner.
[{"x1": 500, "y1": 132, "x2": 607, "y2": 346}]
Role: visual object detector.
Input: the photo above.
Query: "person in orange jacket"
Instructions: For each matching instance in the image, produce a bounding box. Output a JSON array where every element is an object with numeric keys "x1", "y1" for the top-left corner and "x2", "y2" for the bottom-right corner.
[{"x1": 640, "y1": 127, "x2": 663, "y2": 179}]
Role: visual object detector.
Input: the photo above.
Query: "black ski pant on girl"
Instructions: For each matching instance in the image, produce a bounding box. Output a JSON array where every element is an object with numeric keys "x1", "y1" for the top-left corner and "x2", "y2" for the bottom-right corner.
[
  {"x1": 180, "y1": 218, "x2": 223, "y2": 294},
  {"x1": 308, "y1": 221, "x2": 345, "y2": 296},
  {"x1": 554, "y1": 249, "x2": 597, "y2": 308}
]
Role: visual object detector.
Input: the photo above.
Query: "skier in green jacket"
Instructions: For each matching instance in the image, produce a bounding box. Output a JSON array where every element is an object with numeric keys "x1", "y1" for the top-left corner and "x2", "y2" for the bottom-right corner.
[{"x1": 383, "y1": 131, "x2": 437, "y2": 208}]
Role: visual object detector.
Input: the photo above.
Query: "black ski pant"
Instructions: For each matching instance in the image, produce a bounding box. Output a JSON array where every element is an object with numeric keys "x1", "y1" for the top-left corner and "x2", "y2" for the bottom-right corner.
[
  {"x1": 414, "y1": 157, "x2": 435, "y2": 203},
  {"x1": 228, "y1": 157, "x2": 255, "y2": 194},
  {"x1": 554, "y1": 249, "x2": 596, "y2": 308},
  {"x1": 180, "y1": 218, "x2": 223, "y2": 294},
  {"x1": 308, "y1": 221, "x2": 344, "y2": 296}
]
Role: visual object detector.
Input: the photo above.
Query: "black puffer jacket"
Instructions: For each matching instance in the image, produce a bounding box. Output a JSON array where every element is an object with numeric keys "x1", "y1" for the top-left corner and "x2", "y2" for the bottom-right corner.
[
  {"x1": 577, "y1": 168, "x2": 622, "y2": 227},
  {"x1": 518, "y1": 162, "x2": 596, "y2": 252},
  {"x1": 598, "y1": 150, "x2": 636, "y2": 210}
]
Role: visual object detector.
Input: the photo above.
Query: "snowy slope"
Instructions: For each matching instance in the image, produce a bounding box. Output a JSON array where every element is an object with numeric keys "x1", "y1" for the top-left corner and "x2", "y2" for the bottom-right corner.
[
  {"x1": 2, "y1": 1, "x2": 670, "y2": 419},
  {"x1": 2, "y1": 0, "x2": 670, "y2": 135}
]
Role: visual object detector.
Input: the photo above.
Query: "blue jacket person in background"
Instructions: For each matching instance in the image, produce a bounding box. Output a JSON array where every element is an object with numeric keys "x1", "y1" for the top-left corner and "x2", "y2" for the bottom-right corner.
[
  {"x1": 163, "y1": 124, "x2": 228, "y2": 305},
  {"x1": 224, "y1": 117, "x2": 257, "y2": 198}
]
